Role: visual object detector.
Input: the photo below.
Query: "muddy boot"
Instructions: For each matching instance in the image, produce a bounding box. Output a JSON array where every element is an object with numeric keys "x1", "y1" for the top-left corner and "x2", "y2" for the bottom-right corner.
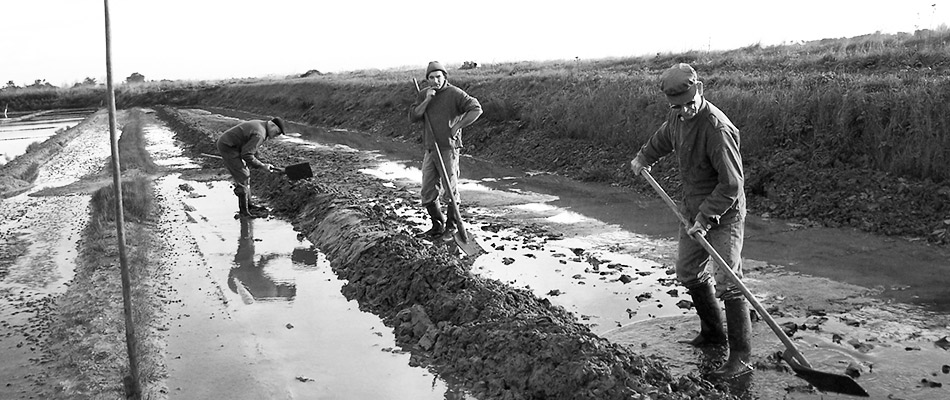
[
  {"x1": 680, "y1": 281, "x2": 727, "y2": 347},
  {"x1": 708, "y1": 298, "x2": 754, "y2": 379},
  {"x1": 417, "y1": 202, "x2": 445, "y2": 238},
  {"x1": 237, "y1": 194, "x2": 263, "y2": 219},
  {"x1": 441, "y1": 203, "x2": 459, "y2": 242}
]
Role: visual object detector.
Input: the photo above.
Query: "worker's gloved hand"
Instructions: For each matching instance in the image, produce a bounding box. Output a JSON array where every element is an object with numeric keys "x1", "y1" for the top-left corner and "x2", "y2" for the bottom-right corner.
[
  {"x1": 629, "y1": 158, "x2": 651, "y2": 175},
  {"x1": 687, "y1": 212, "x2": 713, "y2": 237}
]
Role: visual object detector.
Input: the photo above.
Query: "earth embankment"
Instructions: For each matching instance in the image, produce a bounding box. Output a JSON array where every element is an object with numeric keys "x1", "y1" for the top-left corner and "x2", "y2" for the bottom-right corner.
[{"x1": 185, "y1": 72, "x2": 950, "y2": 246}]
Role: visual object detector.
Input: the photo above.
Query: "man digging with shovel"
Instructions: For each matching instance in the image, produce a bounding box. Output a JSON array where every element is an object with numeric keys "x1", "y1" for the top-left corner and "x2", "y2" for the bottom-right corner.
[
  {"x1": 409, "y1": 61, "x2": 483, "y2": 241},
  {"x1": 629, "y1": 63, "x2": 753, "y2": 380},
  {"x1": 216, "y1": 116, "x2": 287, "y2": 219}
]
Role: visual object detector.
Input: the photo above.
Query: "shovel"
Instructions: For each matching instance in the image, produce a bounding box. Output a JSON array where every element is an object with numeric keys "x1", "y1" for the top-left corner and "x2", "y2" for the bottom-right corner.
[
  {"x1": 413, "y1": 78, "x2": 485, "y2": 257},
  {"x1": 639, "y1": 169, "x2": 869, "y2": 397},
  {"x1": 282, "y1": 162, "x2": 313, "y2": 181}
]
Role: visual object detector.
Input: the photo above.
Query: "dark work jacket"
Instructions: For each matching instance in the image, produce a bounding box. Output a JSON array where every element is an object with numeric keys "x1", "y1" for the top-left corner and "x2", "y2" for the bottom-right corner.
[
  {"x1": 409, "y1": 82, "x2": 482, "y2": 151},
  {"x1": 217, "y1": 120, "x2": 268, "y2": 169},
  {"x1": 634, "y1": 99, "x2": 745, "y2": 224}
]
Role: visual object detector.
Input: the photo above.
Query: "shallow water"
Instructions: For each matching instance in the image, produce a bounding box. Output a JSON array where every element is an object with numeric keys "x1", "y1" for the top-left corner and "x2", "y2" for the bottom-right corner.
[
  {"x1": 0, "y1": 109, "x2": 90, "y2": 165},
  {"x1": 142, "y1": 118, "x2": 472, "y2": 399}
]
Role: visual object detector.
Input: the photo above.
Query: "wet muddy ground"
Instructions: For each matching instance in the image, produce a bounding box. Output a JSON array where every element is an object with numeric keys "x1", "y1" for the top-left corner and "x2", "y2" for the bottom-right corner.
[
  {"x1": 169, "y1": 107, "x2": 950, "y2": 399},
  {"x1": 1, "y1": 107, "x2": 949, "y2": 399}
]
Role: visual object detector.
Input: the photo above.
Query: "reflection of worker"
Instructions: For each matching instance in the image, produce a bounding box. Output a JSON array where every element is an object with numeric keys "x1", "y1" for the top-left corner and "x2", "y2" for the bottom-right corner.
[
  {"x1": 215, "y1": 117, "x2": 286, "y2": 218},
  {"x1": 629, "y1": 63, "x2": 752, "y2": 379},
  {"x1": 229, "y1": 217, "x2": 296, "y2": 302},
  {"x1": 408, "y1": 61, "x2": 483, "y2": 241}
]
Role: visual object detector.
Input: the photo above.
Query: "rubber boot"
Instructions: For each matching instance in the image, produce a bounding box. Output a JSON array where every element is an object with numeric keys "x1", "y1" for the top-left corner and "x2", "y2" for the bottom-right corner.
[
  {"x1": 247, "y1": 200, "x2": 269, "y2": 213},
  {"x1": 708, "y1": 298, "x2": 754, "y2": 379},
  {"x1": 237, "y1": 194, "x2": 262, "y2": 219},
  {"x1": 441, "y1": 203, "x2": 459, "y2": 242},
  {"x1": 680, "y1": 281, "x2": 727, "y2": 347},
  {"x1": 417, "y1": 202, "x2": 445, "y2": 238}
]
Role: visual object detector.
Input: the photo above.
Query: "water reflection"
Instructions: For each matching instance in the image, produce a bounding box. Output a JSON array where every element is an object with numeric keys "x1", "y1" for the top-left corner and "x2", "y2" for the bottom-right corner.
[{"x1": 227, "y1": 217, "x2": 297, "y2": 302}]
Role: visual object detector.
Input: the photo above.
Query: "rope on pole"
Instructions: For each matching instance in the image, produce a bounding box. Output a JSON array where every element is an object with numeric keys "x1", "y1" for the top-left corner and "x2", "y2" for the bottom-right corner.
[{"x1": 103, "y1": 1, "x2": 141, "y2": 398}]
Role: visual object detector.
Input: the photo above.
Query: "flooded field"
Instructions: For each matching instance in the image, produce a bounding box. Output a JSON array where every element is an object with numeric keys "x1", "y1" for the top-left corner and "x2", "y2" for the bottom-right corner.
[{"x1": 0, "y1": 108, "x2": 96, "y2": 165}]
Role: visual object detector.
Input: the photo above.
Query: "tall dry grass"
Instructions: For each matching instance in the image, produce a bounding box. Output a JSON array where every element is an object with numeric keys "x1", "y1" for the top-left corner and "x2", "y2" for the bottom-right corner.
[{"x1": 4, "y1": 29, "x2": 949, "y2": 181}]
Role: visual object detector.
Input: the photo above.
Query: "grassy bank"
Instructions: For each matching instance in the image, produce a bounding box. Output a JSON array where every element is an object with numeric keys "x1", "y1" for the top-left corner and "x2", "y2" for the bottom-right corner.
[
  {"x1": 3, "y1": 29, "x2": 949, "y2": 243},
  {"x1": 43, "y1": 111, "x2": 167, "y2": 399},
  {"x1": 189, "y1": 30, "x2": 950, "y2": 244}
]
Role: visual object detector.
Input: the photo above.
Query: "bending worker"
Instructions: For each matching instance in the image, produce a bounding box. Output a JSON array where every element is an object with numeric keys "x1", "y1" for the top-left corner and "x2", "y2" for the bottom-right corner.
[
  {"x1": 216, "y1": 117, "x2": 286, "y2": 218},
  {"x1": 629, "y1": 63, "x2": 752, "y2": 379},
  {"x1": 409, "y1": 61, "x2": 483, "y2": 241}
]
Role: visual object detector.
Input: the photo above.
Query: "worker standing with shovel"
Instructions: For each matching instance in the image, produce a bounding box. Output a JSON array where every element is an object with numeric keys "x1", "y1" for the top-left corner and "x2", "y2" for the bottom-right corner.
[
  {"x1": 629, "y1": 63, "x2": 753, "y2": 380},
  {"x1": 409, "y1": 61, "x2": 483, "y2": 241},
  {"x1": 216, "y1": 117, "x2": 286, "y2": 219}
]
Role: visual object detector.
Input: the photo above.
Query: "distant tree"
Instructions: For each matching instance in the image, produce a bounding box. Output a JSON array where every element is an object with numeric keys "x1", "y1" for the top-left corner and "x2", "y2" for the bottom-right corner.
[
  {"x1": 126, "y1": 72, "x2": 145, "y2": 84},
  {"x1": 26, "y1": 79, "x2": 56, "y2": 89},
  {"x1": 83, "y1": 77, "x2": 97, "y2": 86},
  {"x1": 300, "y1": 69, "x2": 323, "y2": 78},
  {"x1": 4, "y1": 81, "x2": 16, "y2": 89}
]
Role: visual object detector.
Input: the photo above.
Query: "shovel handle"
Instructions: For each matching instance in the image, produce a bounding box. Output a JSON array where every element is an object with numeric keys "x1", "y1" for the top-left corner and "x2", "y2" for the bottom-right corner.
[{"x1": 639, "y1": 169, "x2": 812, "y2": 369}]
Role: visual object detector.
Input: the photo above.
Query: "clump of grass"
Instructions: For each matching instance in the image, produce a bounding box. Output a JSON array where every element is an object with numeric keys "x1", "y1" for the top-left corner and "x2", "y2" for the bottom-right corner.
[{"x1": 89, "y1": 177, "x2": 153, "y2": 224}]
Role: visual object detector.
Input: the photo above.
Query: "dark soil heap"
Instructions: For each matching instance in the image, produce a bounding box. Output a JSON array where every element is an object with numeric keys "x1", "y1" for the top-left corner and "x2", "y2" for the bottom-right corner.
[{"x1": 155, "y1": 107, "x2": 735, "y2": 399}]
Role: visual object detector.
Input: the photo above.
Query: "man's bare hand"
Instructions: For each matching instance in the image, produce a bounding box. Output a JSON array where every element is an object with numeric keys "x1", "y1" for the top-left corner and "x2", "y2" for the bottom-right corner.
[
  {"x1": 630, "y1": 158, "x2": 650, "y2": 175},
  {"x1": 687, "y1": 212, "x2": 712, "y2": 238}
]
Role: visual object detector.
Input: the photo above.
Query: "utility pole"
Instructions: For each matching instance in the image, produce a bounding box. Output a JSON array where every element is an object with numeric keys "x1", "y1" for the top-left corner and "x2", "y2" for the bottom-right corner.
[{"x1": 102, "y1": 1, "x2": 141, "y2": 398}]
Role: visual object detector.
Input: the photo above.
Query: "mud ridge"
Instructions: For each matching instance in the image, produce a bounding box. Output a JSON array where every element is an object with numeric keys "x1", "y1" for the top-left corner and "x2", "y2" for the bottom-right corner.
[{"x1": 154, "y1": 106, "x2": 734, "y2": 399}]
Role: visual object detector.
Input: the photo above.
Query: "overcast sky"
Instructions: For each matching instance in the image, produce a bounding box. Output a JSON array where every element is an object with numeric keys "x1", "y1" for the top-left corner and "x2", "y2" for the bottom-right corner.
[{"x1": 2, "y1": 0, "x2": 947, "y2": 87}]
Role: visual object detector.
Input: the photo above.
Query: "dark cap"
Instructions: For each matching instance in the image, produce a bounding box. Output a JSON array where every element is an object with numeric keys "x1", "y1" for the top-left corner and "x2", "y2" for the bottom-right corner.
[
  {"x1": 426, "y1": 61, "x2": 447, "y2": 78},
  {"x1": 271, "y1": 117, "x2": 286, "y2": 135},
  {"x1": 659, "y1": 63, "x2": 698, "y2": 104}
]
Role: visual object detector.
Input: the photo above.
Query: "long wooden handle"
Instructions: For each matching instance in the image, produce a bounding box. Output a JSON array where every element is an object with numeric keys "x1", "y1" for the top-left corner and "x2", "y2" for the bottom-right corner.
[{"x1": 639, "y1": 169, "x2": 812, "y2": 368}]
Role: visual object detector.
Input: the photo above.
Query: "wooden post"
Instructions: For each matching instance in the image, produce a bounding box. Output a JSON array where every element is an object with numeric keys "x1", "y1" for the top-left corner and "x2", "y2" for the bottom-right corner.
[{"x1": 102, "y1": 1, "x2": 141, "y2": 398}]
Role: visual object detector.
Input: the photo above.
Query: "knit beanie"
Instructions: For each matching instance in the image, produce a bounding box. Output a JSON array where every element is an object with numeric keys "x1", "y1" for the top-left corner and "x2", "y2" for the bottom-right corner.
[{"x1": 426, "y1": 61, "x2": 447, "y2": 78}]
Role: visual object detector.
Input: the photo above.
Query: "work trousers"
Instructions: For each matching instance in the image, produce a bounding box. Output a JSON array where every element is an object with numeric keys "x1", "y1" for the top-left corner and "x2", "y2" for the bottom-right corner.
[
  {"x1": 420, "y1": 147, "x2": 459, "y2": 206},
  {"x1": 216, "y1": 141, "x2": 250, "y2": 196},
  {"x1": 676, "y1": 214, "x2": 745, "y2": 300}
]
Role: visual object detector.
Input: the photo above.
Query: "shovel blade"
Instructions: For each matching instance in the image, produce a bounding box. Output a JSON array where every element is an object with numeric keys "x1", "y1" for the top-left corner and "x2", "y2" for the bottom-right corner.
[
  {"x1": 451, "y1": 227, "x2": 486, "y2": 257},
  {"x1": 285, "y1": 162, "x2": 313, "y2": 181},
  {"x1": 783, "y1": 351, "x2": 869, "y2": 397}
]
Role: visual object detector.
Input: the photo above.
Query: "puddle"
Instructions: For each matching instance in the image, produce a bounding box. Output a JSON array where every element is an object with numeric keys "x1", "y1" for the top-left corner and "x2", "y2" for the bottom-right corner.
[
  {"x1": 351, "y1": 154, "x2": 688, "y2": 334},
  {"x1": 143, "y1": 119, "x2": 471, "y2": 399}
]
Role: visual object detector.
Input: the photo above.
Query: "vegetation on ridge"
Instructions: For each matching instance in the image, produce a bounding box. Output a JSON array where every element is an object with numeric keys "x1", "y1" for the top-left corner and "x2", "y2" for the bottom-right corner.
[{"x1": 2, "y1": 29, "x2": 949, "y2": 243}]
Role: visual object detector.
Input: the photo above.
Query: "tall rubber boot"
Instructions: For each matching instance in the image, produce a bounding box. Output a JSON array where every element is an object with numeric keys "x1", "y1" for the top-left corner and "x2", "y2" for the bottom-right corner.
[
  {"x1": 708, "y1": 298, "x2": 754, "y2": 379},
  {"x1": 237, "y1": 194, "x2": 262, "y2": 219},
  {"x1": 680, "y1": 281, "x2": 727, "y2": 347},
  {"x1": 441, "y1": 203, "x2": 459, "y2": 242},
  {"x1": 417, "y1": 202, "x2": 445, "y2": 238}
]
